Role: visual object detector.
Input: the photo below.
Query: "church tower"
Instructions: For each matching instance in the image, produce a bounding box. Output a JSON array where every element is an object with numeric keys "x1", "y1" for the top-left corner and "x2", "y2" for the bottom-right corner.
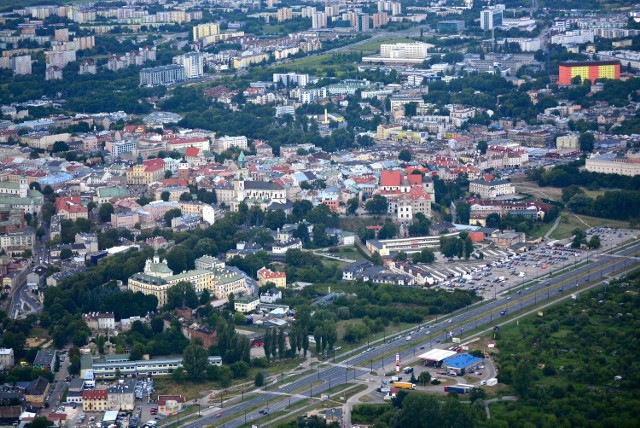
[{"x1": 19, "y1": 173, "x2": 28, "y2": 198}]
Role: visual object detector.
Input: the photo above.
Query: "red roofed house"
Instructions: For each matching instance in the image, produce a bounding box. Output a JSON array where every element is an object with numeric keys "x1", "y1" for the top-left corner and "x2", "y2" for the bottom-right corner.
[
  {"x1": 185, "y1": 146, "x2": 206, "y2": 166},
  {"x1": 377, "y1": 170, "x2": 433, "y2": 225},
  {"x1": 82, "y1": 389, "x2": 108, "y2": 411},
  {"x1": 157, "y1": 395, "x2": 183, "y2": 416},
  {"x1": 48, "y1": 413, "x2": 67, "y2": 426},
  {"x1": 165, "y1": 137, "x2": 210, "y2": 151},
  {"x1": 127, "y1": 157, "x2": 165, "y2": 185},
  {"x1": 55, "y1": 196, "x2": 88, "y2": 220},
  {"x1": 257, "y1": 267, "x2": 287, "y2": 288}
]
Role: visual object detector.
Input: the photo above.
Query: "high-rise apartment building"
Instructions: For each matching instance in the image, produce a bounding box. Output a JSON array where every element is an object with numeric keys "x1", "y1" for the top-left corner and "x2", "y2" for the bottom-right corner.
[
  {"x1": 480, "y1": 7, "x2": 503, "y2": 30},
  {"x1": 312, "y1": 12, "x2": 327, "y2": 29}
]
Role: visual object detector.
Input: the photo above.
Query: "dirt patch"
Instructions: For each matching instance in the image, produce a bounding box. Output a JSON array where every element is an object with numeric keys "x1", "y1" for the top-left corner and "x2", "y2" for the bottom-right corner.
[{"x1": 26, "y1": 337, "x2": 48, "y2": 348}]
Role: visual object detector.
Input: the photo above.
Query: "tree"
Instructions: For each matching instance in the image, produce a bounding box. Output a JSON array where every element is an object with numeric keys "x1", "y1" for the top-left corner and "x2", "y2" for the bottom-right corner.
[
  {"x1": 161, "y1": 191, "x2": 170, "y2": 202},
  {"x1": 456, "y1": 201, "x2": 471, "y2": 224},
  {"x1": 469, "y1": 387, "x2": 486, "y2": 402},
  {"x1": 165, "y1": 281, "x2": 198, "y2": 310},
  {"x1": 199, "y1": 289, "x2": 211, "y2": 305},
  {"x1": 477, "y1": 140, "x2": 488, "y2": 154},
  {"x1": 164, "y1": 208, "x2": 182, "y2": 225},
  {"x1": 398, "y1": 149, "x2": 412, "y2": 162},
  {"x1": 562, "y1": 185, "x2": 585, "y2": 203},
  {"x1": 98, "y1": 203, "x2": 114, "y2": 222},
  {"x1": 579, "y1": 132, "x2": 595, "y2": 152},
  {"x1": 52, "y1": 141, "x2": 69, "y2": 153},
  {"x1": 263, "y1": 329, "x2": 272, "y2": 363},
  {"x1": 464, "y1": 236, "x2": 474, "y2": 259},
  {"x1": 254, "y1": 371, "x2": 266, "y2": 387},
  {"x1": 413, "y1": 248, "x2": 435, "y2": 264},
  {"x1": 59, "y1": 248, "x2": 73, "y2": 260},
  {"x1": 179, "y1": 192, "x2": 192, "y2": 202},
  {"x1": 182, "y1": 341, "x2": 209, "y2": 381},
  {"x1": 129, "y1": 343, "x2": 145, "y2": 361},
  {"x1": 29, "y1": 417, "x2": 54, "y2": 428},
  {"x1": 512, "y1": 361, "x2": 533, "y2": 397},
  {"x1": 151, "y1": 317, "x2": 164, "y2": 334},
  {"x1": 347, "y1": 197, "x2": 359, "y2": 215},
  {"x1": 231, "y1": 361, "x2": 250, "y2": 378},
  {"x1": 371, "y1": 251, "x2": 383, "y2": 266},
  {"x1": 218, "y1": 366, "x2": 233, "y2": 387},
  {"x1": 394, "y1": 251, "x2": 408, "y2": 262},
  {"x1": 378, "y1": 222, "x2": 397, "y2": 240},
  {"x1": 264, "y1": 210, "x2": 287, "y2": 230},
  {"x1": 571, "y1": 228, "x2": 587, "y2": 249},
  {"x1": 418, "y1": 371, "x2": 431, "y2": 385},
  {"x1": 588, "y1": 235, "x2": 601, "y2": 249},
  {"x1": 365, "y1": 195, "x2": 388, "y2": 215}
]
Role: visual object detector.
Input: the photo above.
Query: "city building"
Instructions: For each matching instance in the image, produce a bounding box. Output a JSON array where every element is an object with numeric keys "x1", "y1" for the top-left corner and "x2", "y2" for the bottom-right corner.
[
  {"x1": 214, "y1": 136, "x2": 248, "y2": 153},
  {"x1": 312, "y1": 12, "x2": 327, "y2": 29},
  {"x1": 357, "y1": 13, "x2": 370, "y2": 32},
  {"x1": 107, "y1": 380, "x2": 135, "y2": 411},
  {"x1": 127, "y1": 254, "x2": 248, "y2": 307},
  {"x1": 585, "y1": 152, "x2": 640, "y2": 176},
  {"x1": 364, "y1": 42, "x2": 434, "y2": 64},
  {"x1": 173, "y1": 52, "x2": 204, "y2": 79},
  {"x1": 556, "y1": 133, "x2": 579, "y2": 150},
  {"x1": 366, "y1": 232, "x2": 460, "y2": 256},
  {"x1": 493, "y1": 231, "x2": 526, "y2": 249},
  {"x1": 277, "y1": 7, "x2": 293, "y2": 22},
  {"x1": 234, "y1": 295, "x2": 260, "y2": 313},
  {"x1": 437, "y1": 20, "x2": 465, "y2": 33},
  {"x1": 25, "y1": 377, "x2": 50, "y2": 407},
  {"x1": 158, "y1": 395, "x2": 183, "y2": 416},
  {"x1": 257, "y1": 267, "x2": 287, "y2": 288},
  {"x1": 56, "y1": 196, "x2": 88, "y2": 220},
  {"x1": 469, "y1": 178, "x2": 516, "y2": 199},
  {"x1": 11, "y1": 55, "x2": 32, "y2": 75},
  {"x1": 273, "y1": 72, "x2": 309, "y2": 87},
  {"x1": 83, "y1": 389, "x2": 108, "y2": 411},
  {"x1": 558, "y1": 60, "x2": 620, "y2": 85},
  {"x1": 192, "y1": 23, "x2": 220, "y2": 41},
  {"x1": 372, "y1": 12, "x2": 389, "y2": 28},
  {"x1": 126, "y1": 157, "x2": 165, "y2": 185},
  {"x1": 140, "y1": 64, "x2": 186, "y2": 87},
  {"x1": 480, "y1": 6, "x2": 503, "y2": 30},
  {"x1": 0, "y1": 348, "x2": 14, "y2": 370},
  {"x1": 33, "y1": 349, "x2": 56, "y2": 371}
]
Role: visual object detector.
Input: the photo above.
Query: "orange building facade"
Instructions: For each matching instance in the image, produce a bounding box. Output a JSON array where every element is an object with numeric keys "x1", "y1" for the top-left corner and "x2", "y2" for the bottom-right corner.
[{"x1": 558, "y1": 61, "x2": 620, "y2": 85}]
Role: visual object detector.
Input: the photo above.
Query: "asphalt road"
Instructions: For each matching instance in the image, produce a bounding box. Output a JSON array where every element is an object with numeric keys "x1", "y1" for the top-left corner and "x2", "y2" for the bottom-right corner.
[{"x1": 182, "y1": 240, "x2": 640, "y2": 428}]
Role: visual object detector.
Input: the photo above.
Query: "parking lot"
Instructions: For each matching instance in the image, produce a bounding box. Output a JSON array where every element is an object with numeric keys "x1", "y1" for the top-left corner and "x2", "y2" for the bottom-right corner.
[{"x1": 421, "y1": 227, "x2": 636, "y2": 300}]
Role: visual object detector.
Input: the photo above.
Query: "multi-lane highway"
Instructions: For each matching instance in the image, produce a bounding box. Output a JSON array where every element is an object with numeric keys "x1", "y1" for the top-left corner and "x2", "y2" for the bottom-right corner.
[{"x1": 182, "y1": 240, "x2": 640, "y2": 428}]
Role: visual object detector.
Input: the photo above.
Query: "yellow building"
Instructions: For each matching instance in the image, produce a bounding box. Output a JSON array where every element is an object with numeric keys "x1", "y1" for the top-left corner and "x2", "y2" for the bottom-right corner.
[
  {"x1": 257, "y1": 267, "x2": 287, "y2": 288},
  {"x1": 192, "y1": 23, "x2": 219, "y2": 41},
  {"x1": 127, "y1": 254, "x2": 247, "y2": 307},
  {"x1": 126, "y1": 157, "x2": 165, "y2": 185}
]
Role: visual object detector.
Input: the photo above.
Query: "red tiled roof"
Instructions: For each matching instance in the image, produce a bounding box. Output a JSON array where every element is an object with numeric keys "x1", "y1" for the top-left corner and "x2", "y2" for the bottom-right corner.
[
  {"x1": 408, "y1": 186, "x2": 430, "y2": 200},
  {"x1": 143, "y1": 158, "x2": 165, "y2": 172},
  {"x1": 380, "y1": 170, "x2": 401, "y2": 187},
  {"x1": 258, "y1": 268, "x2": 286, "y2": 279},
  {"x1": 407, "y1": 174, "x2": 422, "y2": 185},
  {"x1": 83, "y1": 389, "x2": 107, "y2": 400},
  {"x1": 185, "y1": 147, "x2": 199, "y2": 157},
  {"x1": 158, "y1": 395, "x2": 182, "y2": 406},
  {"x1": 162, "y1": 178, "x2": 188, "y2": 187}
]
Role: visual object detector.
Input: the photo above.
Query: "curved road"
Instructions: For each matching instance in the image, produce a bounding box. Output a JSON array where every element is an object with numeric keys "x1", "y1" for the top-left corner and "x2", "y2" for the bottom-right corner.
[{"x1": 183, "y1": 240, "x2": 640, "y2": 428}]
